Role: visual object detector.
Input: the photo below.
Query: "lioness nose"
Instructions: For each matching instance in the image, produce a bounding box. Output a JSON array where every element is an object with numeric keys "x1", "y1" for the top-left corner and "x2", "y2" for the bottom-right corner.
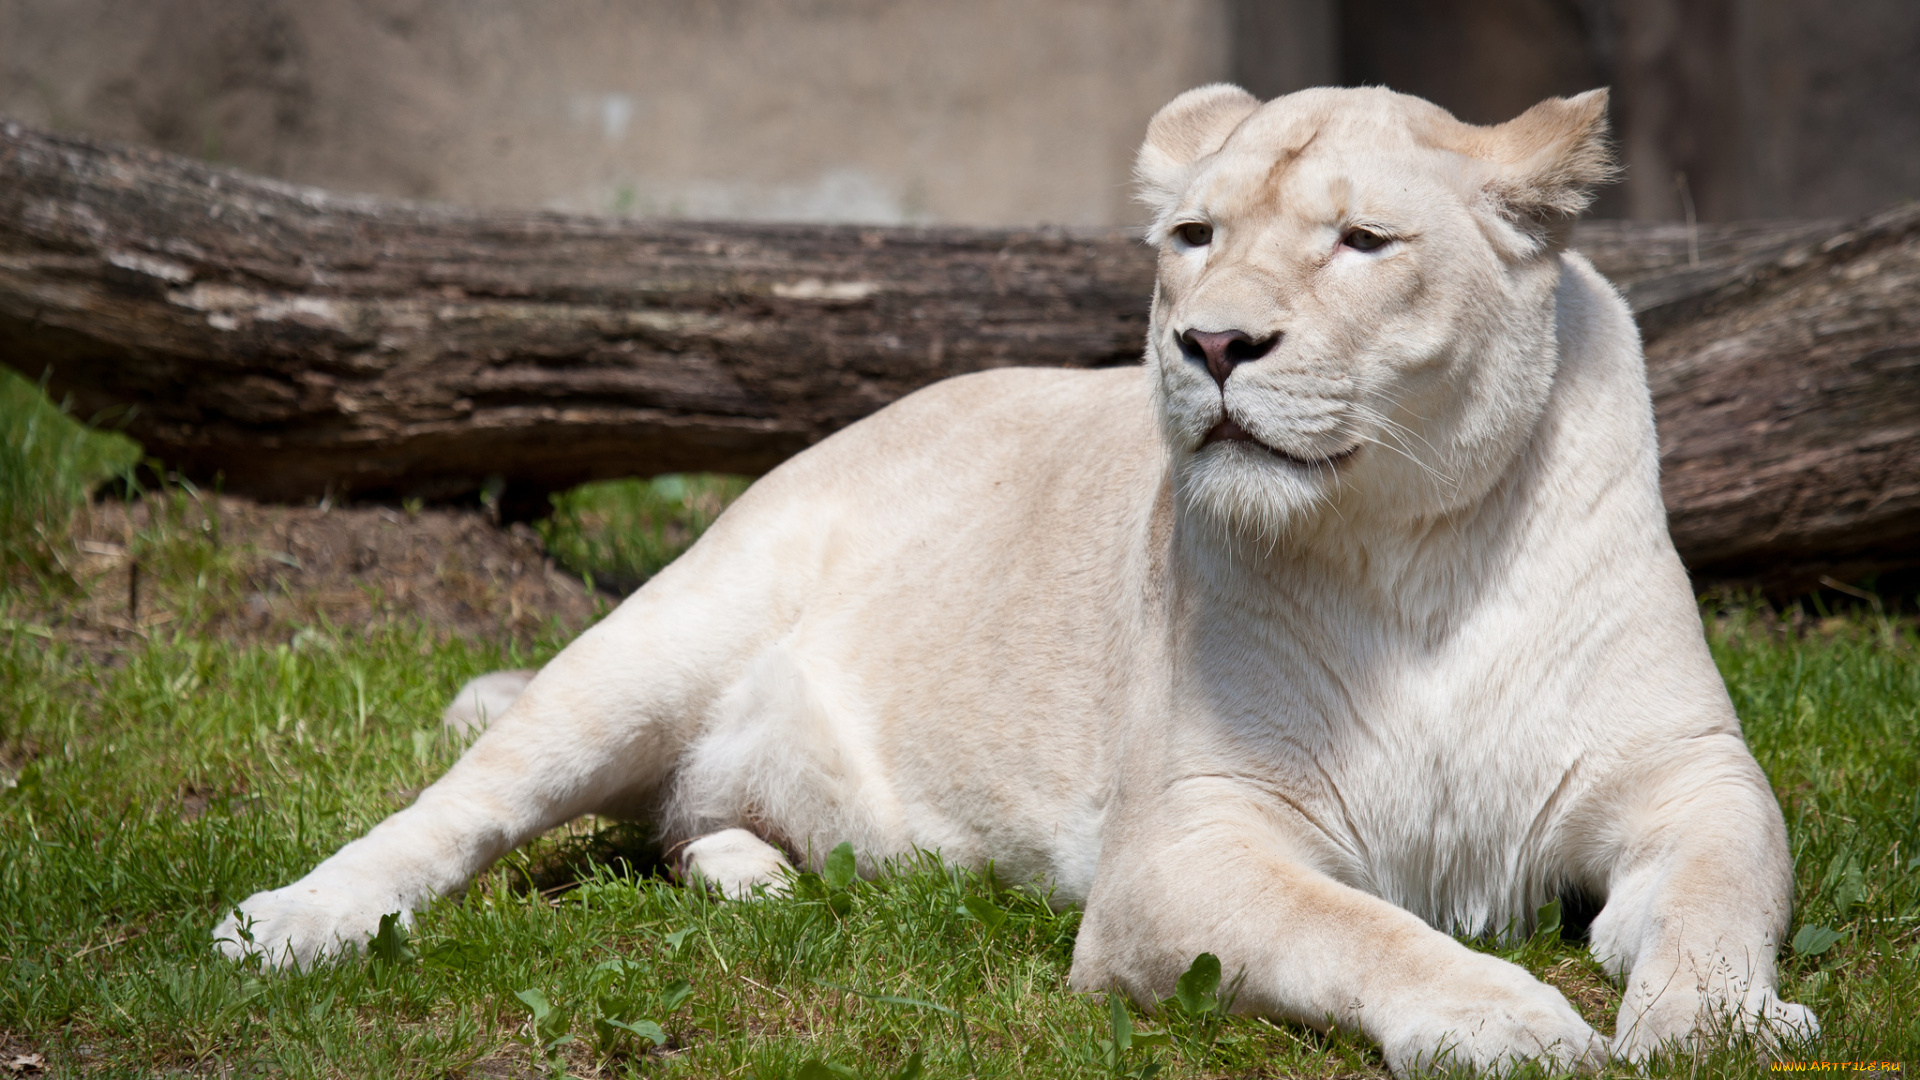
[{"x1": 1177, "y1": 329, "x2": 1280, "y2": 388}]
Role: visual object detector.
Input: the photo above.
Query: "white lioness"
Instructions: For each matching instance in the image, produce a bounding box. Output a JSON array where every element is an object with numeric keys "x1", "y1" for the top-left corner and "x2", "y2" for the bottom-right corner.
[{"x1": 216, "y1": 85, "x2": 1818, "y2": 1070}]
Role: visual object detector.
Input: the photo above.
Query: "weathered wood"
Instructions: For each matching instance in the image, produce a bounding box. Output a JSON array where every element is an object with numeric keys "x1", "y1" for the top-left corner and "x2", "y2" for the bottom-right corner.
[
  {"x1": 1, "y1": 120, "x2": 1916, "y2": 591},
  {"x1": 1632, "y1": 205, "x2": 1920, "y2": 590},
  {"x1": 0, "y1": 121, "x2": 1153, "y2": 519}
]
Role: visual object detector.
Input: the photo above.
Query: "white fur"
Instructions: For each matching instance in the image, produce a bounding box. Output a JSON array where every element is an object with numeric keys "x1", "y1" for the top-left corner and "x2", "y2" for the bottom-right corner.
[
  {"x1": 213, "y1": 85, "x2": 1815, "y2": 1073},
  {"x1": 674, "y1": 828, "x2": 794, "y2": 898},
  {"x1": 441, "y1": 669, "x2": 537, "y2": 735}
]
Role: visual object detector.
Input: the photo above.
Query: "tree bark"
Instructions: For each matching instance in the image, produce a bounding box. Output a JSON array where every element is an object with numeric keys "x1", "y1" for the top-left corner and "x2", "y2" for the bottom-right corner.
[
  {"x1": 0, "y1": 121, "x2": 1154, "y2": 517},
  {"x1": 2, "y1": 120, "x2": 1915, "y2": 592},
  {"x1": 1612, "y1": 205, "x2": 1920, "y2": 591}
]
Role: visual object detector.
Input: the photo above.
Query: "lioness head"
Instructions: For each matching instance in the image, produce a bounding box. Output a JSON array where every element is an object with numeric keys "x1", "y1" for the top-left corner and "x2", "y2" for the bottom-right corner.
[{"x1": 1137, "y1": 85, "x2": 1615, "y2": 540}]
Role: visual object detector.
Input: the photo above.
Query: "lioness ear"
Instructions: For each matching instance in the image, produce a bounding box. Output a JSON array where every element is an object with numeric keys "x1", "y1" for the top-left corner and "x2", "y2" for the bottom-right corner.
[
  {"x1": 1471, "y1": 88, "x2": 1618, "y2": 227},
  {"x1": 1135, "y1": 83, "x2": 1261, "y2": 219}
]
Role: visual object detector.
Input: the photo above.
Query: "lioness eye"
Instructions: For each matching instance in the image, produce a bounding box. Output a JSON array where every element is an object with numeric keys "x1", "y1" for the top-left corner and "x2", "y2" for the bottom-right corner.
[
  {"x1": 1342, "y1": 227, "x2": 1389, "y2": 252},
  {"x1": 1175, "y1": 222, "x2": 1213, "y2": 247}
]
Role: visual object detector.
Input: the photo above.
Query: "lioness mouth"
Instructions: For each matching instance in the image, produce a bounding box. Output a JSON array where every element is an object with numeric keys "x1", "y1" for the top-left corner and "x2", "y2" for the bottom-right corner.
[{"x1": 1203, "y1": 416, "x2": 1359, "y2": 468}]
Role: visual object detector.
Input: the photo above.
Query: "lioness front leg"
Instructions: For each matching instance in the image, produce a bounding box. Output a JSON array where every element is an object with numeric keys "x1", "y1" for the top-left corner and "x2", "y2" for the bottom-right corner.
[
  {"x1": 1588, "y1": 744, "x2": 1819, "y2": 1058},
  {"x1": 1072, "y1": 787, "x2": 1605, "y2": 1074}
]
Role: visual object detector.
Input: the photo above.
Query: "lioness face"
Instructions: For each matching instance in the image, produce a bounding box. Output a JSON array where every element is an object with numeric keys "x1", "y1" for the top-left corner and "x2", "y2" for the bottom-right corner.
[{"x1": 1137, "y1": 86, "x2": 1607, "y2": 538}]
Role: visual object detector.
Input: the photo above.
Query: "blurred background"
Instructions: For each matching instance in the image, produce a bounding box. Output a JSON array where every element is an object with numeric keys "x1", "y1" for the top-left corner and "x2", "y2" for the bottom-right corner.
[{"x1": 2, "y1": 0, "x2": 1915, "y2": 229}]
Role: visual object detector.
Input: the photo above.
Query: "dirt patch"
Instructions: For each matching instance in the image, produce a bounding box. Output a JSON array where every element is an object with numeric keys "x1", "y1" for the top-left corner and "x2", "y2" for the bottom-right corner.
[
  {"x1": 1537, "y1": 956, "x2": 1620, "y2": 1035},
  {"x1": 0, "y1": 1036, "x2": 45, "y2": 1076},
  {"x1": 0, "y1": 741, "x2": 35, "y2": 786},
  {"x1": 12, "y1": 491, "x2": 612, "y2": 660}
]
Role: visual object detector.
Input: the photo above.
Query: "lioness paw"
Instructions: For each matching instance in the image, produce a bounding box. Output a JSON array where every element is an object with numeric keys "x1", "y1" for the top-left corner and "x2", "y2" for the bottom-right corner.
[
  {"x1": 673, "y1": 828, "x2": 794, "y2": 899},
  {"x1": 1384, "y1": 956, "x2": 1606, "y2": 1075},
  {"x1": 212, "y1": 882, "x2": 406, "y2": 970},
  {"x1": 1613, "y1": 985, "x2": 1820, "y2": 1062},
  {"x1": 1752, "y1": 992, "x2": 1821, "y2": 1047}
]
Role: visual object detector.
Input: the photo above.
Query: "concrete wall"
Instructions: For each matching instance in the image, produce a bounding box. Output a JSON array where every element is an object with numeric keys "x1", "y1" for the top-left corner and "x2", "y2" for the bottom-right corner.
[
  {"x1": 1340, "y1": 0, "x2": 1920, "y2": 222},
  {"x1": 1610, "y1": 0, "x2": 1920, "y2": 221},
  {"x1": 1, "y1": 1, "x2": 1913, "y2": 224},
  {"x1": 0, "y1": 0, "x2": 1258, "y2": 227}
]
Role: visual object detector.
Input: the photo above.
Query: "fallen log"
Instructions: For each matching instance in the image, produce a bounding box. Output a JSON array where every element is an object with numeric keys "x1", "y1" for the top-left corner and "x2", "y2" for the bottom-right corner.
[
  {"x1": 0, "y1": 120, "x2": 1156, "y2": 522},
  {"x1": 1597, "y1": 207, "x2": 1920, "y2": 590},
  {"x1": 1, "y1": 120, "x2": 1915, "y2": 592}
]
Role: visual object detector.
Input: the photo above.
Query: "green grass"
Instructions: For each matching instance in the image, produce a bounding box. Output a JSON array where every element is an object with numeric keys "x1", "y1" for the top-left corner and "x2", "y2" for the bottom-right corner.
[
  {"x1": 539, "y1": 475, "x2": 753, "y2": 596},
  {"x1": 0, "y1": 369, "x2": 140, "y2": 583},
  {"x1": 2, "y1": 376, "x2": 1917, "y2": 1077},
  {"x1": 1711, "y1": 607, "x2": 1920, "y2": 1059}
]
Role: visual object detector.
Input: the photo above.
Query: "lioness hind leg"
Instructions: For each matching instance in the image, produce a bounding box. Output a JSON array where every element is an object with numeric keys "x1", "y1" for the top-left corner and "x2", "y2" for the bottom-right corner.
[
  {"x1": 213, "y1": 574, "x2": 752, "y2": 968},
  {"x1": 673, "y1": 828, "x2": 794, "y2": 898}
]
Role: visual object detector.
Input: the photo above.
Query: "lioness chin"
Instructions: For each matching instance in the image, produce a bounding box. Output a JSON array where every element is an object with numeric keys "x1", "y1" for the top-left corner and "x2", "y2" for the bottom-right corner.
[{"x1": 215, "y1": 84, "x2": 1818, "y2": 1072}]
